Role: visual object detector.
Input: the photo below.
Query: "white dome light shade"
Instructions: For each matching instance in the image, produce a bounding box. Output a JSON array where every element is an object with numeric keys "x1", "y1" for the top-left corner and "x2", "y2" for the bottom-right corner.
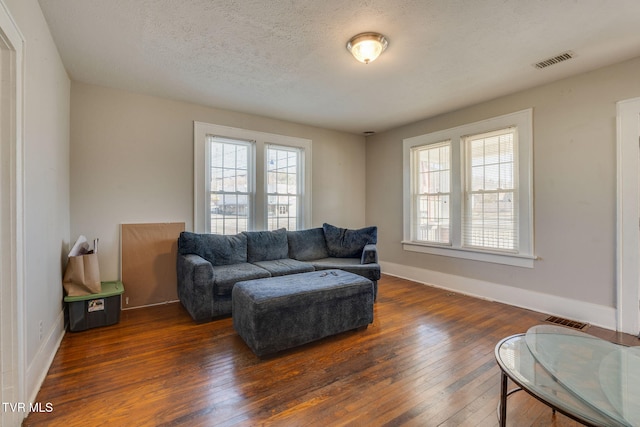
[{"x1": 346, "y1": 32, "x2": 389, "y2": 64}]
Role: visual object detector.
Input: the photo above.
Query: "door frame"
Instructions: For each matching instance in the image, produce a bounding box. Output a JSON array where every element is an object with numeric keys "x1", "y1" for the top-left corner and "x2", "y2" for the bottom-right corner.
[
  {"x1": 0, "y1": 1, "x2": 25, "y2": 425},
  {"x1": 616, "y1": 97, "x2": 640, "y2": 335}
]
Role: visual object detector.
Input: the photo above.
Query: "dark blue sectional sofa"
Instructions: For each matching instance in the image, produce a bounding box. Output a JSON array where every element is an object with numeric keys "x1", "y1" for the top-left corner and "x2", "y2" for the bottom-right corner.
[{"x1": 177, "y1": 223, "x2": 380, "y2": 322}]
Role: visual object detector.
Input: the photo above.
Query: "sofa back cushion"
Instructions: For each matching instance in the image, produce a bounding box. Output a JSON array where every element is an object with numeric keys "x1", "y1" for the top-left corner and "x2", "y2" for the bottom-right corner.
[
  {"x1": 244, "y1": 228, "x2": 289, "y2": 263},
  {"x1": 178, "y1": 231, "x2": 247, "y2": 266},
  {"x1": 287, "y1": 228, "x2": 329, "y2": 261},
  {"x1": 322, "y1": 223, "x2": 377, "y2": 258}
]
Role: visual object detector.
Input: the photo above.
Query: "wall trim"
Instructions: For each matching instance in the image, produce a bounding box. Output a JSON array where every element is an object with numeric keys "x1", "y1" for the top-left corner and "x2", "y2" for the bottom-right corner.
[
  {"x1": 380, "y1": 261, "x2": 617, "y2": 331},
  {"x1": 616, "y1": 97, "x2": 640, "y2": 335},
  {"x1": 0, "y1": 1, "x2": 25, "y2": 425},
  {"x1": 26, "y1": 311, "x2": 65, "y2": 405}
]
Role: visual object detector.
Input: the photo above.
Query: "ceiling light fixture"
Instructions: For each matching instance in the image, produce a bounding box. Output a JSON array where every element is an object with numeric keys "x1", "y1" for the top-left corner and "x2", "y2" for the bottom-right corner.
[{"x1": 346, "y1": 32, "x2": 388, "y2": 64}]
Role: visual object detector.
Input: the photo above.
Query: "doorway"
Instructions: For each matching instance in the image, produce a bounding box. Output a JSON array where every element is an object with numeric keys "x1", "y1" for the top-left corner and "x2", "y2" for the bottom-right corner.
[
  {"x1": 0, "y1": 2, "x2": 25, "y2": 426},
  {"x1": 617, "y1": 97, "x2": 640, "y2": 335}
]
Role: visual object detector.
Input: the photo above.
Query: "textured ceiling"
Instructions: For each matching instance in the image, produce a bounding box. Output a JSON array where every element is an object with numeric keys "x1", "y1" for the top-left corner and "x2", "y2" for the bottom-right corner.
[{"x1": 38, "y1": 0, "x2": 640, "y2": 134}]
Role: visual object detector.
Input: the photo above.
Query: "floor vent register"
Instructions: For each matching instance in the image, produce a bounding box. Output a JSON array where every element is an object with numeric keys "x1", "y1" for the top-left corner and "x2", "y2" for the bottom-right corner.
[{"x1": 543, "y1": 315, "x2": 589, "y2": 331}]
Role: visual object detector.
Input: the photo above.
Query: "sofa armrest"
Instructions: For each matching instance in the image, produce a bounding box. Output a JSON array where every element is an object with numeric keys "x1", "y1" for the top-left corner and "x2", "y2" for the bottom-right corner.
[
  {"x1": 177, "y1": 254, "x2": 215, "y2": 322},
  {"x1": 361, "y1": 244, "x2": 379, "y2": 264}
]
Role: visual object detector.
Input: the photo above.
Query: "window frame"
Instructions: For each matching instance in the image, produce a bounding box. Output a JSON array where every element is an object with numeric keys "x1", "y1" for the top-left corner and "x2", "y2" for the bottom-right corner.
[
  {"x1": 207, "y1": 136, "x2": 254, "y2": 234},
  {"x1": 265, "y1": 144, "x2": 304, "y2": 231},
  {"x1": 402, "y1": 109, "x2": 534, "y2": 268},
  {"x1": 462, "y1": 127, "x2": 518, "y2": 252},
  {"x1": 194, "y1": 122, "x2": 312, "y2": 234},
  {"x1": 410, "y1": 140, "x2": 452, "y2": 246}
]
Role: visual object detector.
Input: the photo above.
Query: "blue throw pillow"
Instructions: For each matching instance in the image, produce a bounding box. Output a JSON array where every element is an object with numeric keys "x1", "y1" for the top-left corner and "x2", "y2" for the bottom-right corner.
[
  {"x1": 287, "y1": 228, "x2": 329, "y2": 261},
  {"x1": 244, "y1": 228, "x2": 289, "y2": 263},
  {"x1": 322, "y1": 223, "x2": 377, "y2": 258},
  {"x1": 178, "y1": 231, "x2": 247, "y2": 266}
]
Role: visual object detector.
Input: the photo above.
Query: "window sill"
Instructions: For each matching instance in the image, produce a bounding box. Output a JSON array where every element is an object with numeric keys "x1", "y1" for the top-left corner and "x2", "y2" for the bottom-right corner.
[{"x1": 401, "y1": 241, "x2": 536, "y2": 268}]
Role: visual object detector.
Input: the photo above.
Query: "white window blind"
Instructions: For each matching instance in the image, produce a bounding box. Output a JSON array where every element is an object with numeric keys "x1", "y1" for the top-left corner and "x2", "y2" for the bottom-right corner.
[
  {"x1": 463, "y1": 128, "x2": 518, "y2": 251},
  {"x1": 412, "y1": 141, "x2": 451, "y2": 244}
]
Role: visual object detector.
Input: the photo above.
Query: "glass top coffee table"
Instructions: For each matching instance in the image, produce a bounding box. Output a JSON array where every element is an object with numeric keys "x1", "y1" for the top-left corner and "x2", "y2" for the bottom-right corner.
[{"x1": 495, "y1": 325, "x2": 640, "y2": 426}]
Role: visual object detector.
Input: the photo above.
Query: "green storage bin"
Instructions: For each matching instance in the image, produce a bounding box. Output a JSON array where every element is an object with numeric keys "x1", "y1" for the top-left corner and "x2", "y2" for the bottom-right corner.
[{"x1": 64, "y1": 281, "x2": 124, "y2": 332}]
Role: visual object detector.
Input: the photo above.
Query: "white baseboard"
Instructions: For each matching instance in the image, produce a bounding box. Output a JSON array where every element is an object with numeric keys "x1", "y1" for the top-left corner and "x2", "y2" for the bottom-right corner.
[
  {"x1": 380, "y1": 261, "x2": 617, "y2": 331},
  {"x1": 26, "y1": 309, "x2": 65, "y2": 405}
]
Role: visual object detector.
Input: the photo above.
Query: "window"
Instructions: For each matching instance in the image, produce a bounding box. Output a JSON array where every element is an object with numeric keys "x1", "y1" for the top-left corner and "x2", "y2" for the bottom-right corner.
[
  {"x1": 266, "y1": 145, "x2": 302, "y2": 231},
  {"x1": 194, "y1": 122, "x2": 311, "y2": 234},
  {"x1": 403, "y1": 109, "x2": 534, "y2": 267},
  {"x1": 463, "y1": 128, "x2": 517, "y2": 251},
  {"x1": 209, "y1": 137, "x2": 252, "y2": 234},
  {"x1": 412, "y1": 141, "x2": 451, "y2": 244}
]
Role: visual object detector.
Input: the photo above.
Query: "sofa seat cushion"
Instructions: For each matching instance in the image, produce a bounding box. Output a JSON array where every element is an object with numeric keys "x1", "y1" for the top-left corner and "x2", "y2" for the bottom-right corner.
[
  {"x1": 310, "y1": 257, "x2": 381, "y2": 282},
  {"x1": 287, "y1": 227, "x2": 329, "y2": 261},
  {"x1": 252, "y1": 259, "x2": 315, "y2": 277},
  {"x1": 244, "y1": 228, "x2": 288, "y2": 263},
  {"x1": 322, "y1": 223, "x2": 377, "y2": 258},
  {"x1": 212, "y1": 263, "x2": 271, "y2": 296}
]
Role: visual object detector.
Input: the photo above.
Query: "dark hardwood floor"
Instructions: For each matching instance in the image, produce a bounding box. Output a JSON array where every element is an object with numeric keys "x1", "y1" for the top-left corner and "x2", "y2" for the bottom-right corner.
[{"x1": 24, "y1": 275, "x2": 638, "y2": 426}]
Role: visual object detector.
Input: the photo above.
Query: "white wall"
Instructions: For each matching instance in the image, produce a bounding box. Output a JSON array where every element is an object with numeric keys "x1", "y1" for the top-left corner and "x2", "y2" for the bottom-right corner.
[
  {"x1": 366, "y1": 56, "x2": 640, "y2": 329},
  {"x1": 70, "y1": 82, "x2": 367, "y2": 282},
  {"x1": 4, "y1": 0, "x2": 70, "y2": 405}
]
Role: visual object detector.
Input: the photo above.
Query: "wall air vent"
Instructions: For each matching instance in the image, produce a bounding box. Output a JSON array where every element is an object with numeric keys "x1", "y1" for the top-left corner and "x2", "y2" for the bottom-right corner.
[
  {"x1": 533, "y1": 51, "x2": 574, "y2": 69},
  {"x1": 544, "y1": 315, "x2": 589, "y2": 330}
]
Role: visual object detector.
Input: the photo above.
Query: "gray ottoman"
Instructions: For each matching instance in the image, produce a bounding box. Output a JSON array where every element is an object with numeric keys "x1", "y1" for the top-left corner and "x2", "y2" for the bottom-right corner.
[{"x1": 232, "y1": 269, "x2": 374, "y2": 357}]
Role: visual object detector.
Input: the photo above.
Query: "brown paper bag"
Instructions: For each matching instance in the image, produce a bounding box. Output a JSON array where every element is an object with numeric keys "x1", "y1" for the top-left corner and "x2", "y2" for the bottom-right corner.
[{"x1": 62, "y1": 253, "x2": 102, "y2": 296}]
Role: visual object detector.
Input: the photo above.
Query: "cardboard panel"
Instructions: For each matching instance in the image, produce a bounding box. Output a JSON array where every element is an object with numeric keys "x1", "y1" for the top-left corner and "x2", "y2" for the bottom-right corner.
[{"x1": 121, "y1": 222, "x2": 185, "y2": 308}]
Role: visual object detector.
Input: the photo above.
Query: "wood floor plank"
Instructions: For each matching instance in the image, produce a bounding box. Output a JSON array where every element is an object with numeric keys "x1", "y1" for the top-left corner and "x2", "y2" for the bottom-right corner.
[{"x1": 23, "y1": 274, "x2": 638, "y2": 426}]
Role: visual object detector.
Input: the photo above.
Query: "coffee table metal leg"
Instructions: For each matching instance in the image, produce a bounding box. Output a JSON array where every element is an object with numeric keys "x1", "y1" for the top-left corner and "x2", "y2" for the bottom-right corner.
[{"x1": 499, "y1": 371, "x2": 508, "y2": 427}]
